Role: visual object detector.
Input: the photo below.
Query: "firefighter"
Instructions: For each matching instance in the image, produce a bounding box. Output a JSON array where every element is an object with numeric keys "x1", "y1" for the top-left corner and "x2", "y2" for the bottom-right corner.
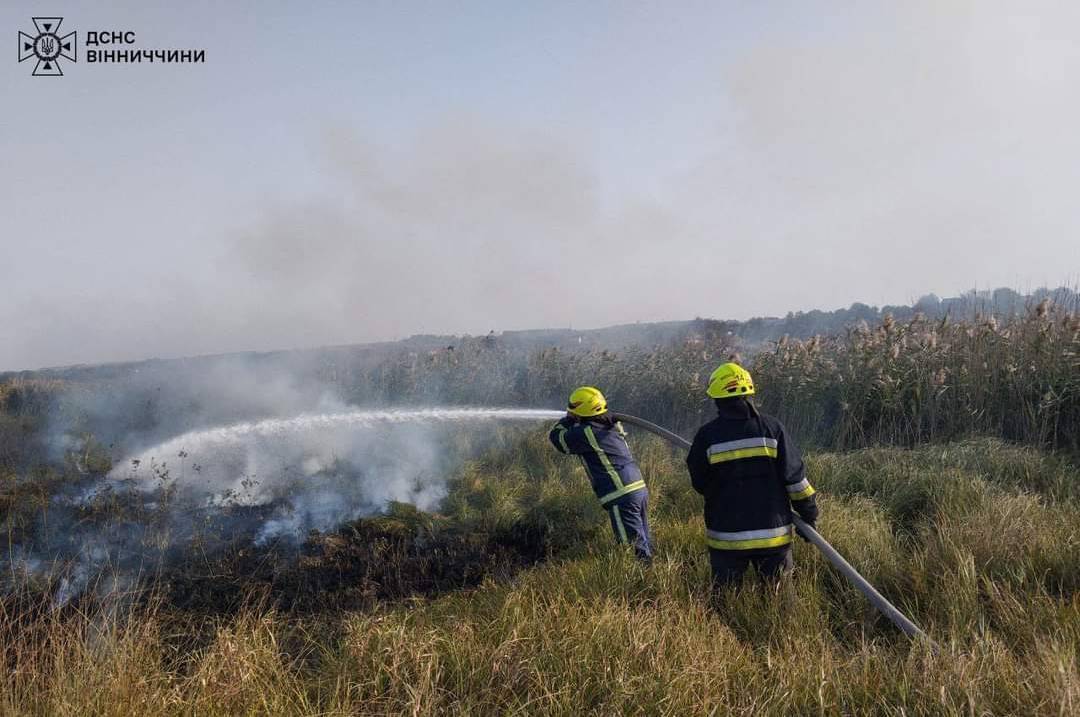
[
  {"x1": 685, "y1": 363, "x2": 818, "y2": 589},
  {"x1": 548, "y1": 386, "x2": 653, "y2": 562}
]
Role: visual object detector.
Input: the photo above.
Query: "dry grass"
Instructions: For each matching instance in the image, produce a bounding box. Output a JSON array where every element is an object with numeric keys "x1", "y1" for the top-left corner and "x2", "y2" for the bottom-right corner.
[
  {"x1": 1, "y1": 437, "x2": 1078, "y2": 716},
  {"x1": 755, "y1": 302, "x2": 1080, "y2": 452},
  {"x1": 310, "y1": 300, "x2": 1080, "y2": 451},
  {"x1": 1, "y1": 304, "x2": 1078, "y2": 714}
]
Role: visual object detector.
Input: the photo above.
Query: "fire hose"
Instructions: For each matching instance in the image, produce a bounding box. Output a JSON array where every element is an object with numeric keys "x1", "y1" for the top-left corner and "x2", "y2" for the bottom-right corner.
[{"x1": 609, "y1": 411, "x2": 935, "y2": 647}]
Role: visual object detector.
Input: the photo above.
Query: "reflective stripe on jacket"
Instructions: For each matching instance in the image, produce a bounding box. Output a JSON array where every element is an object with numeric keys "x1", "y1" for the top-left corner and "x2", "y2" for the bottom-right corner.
[
  {"x1": 686, "y1": 398, "x2": 818, "y2": 551},
  {"x1": 549, "y1": 416, "x2": 646, "y2": 505}
]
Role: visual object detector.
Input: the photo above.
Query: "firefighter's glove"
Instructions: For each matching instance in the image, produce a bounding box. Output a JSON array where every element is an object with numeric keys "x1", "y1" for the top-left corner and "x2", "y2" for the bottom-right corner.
[{"x1": 795, "y1": 521, "x2": 815, "y2": 543}]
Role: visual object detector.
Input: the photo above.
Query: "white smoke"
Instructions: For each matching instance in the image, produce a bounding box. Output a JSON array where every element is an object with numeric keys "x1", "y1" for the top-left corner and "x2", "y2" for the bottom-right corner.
[
  {"x1": 34, "y1": 406, "x2": 561, "y2": 606},
  {"x1": 104, "y1": 407, "x2": 562, "y2": 541}
]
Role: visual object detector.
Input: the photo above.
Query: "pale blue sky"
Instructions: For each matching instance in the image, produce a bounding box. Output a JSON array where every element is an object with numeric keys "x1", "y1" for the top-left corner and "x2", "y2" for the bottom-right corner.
[{"x1": 3, "y1": 1, "x2": 1079, "y2": 370}]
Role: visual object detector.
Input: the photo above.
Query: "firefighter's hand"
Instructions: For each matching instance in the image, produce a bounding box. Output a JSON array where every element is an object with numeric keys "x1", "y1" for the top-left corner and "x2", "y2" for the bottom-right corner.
[{"x1": 795, "y1": 521, "x2": 816, "y2": 543}]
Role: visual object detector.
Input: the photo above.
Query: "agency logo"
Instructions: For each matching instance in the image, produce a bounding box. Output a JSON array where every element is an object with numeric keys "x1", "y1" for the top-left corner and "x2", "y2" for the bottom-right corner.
[{"x1": 18, "y1": 17, "x2": 77, "y2": 76}]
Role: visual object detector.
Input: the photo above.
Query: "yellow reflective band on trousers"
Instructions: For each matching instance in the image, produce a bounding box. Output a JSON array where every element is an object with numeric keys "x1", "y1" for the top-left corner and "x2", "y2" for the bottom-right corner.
[
  {"x1": 611, "y1": 505, "x2": 628, "y2": 543},
  {"x1": 584, "y1": 425, "x2": 624, "y2": 490},
  {"x1": 598, "y1": 480, "x2": 646, "y2": 505},
  {"x1": 705, "y1": 525, "x2": 793, "y2": 550},
  {"x1": 786, "y1": 478, "x2": 816, "y2": 501}
]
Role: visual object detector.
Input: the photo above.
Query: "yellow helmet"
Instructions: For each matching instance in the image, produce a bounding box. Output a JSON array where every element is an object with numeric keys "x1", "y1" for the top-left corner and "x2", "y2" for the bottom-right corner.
[
  {"x1": 706, "y1": 362, "x2": 755, "y2": 399},
  {"x1": 567, "y1": 386, "x2": 608, "y2": 417}
]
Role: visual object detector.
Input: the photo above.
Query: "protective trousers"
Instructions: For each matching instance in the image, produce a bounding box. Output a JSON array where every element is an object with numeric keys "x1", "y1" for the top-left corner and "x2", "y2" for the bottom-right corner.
[
  {"x1": 605, "y1": 488, "x2": 653, "y2": 563},
  {"x1": 709, "y1": 547, "x2": 792, "y2": 588}
]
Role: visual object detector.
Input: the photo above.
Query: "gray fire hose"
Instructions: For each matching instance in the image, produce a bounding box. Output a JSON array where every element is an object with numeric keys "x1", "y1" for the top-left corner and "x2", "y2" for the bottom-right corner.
[{"x1": 609, "y1": 411, "x2": 935, "y2": 647}]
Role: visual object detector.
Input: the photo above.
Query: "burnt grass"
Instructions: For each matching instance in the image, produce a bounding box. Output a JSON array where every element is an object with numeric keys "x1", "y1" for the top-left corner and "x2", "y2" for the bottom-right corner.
[
  {"x1": 2, "y1": 511, "x2": 557, "y2": 630},
  {"x1": 2, "y1": 428, "x2": 600, "y2": 622},
  {"x1": 158, "y1": 504, "x2": 556, "y2": 615}
]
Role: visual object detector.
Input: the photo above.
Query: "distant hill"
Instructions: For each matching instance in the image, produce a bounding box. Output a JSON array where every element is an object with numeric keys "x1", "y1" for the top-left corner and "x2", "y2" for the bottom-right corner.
[
  {"x1": 3, "y1": 286, "x2": 1075, "y2": 385},
  {"x1": 763, "y1": 286, "x2": 1079, "y2": 341}
]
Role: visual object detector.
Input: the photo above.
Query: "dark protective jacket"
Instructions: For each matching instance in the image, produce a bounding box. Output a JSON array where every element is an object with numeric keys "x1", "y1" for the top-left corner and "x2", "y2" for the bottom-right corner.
[
  {"x1": 549, "y1": 415, "x2": 646, "y2": 505},
  {"x1": 686, "y1": 398, "x2": 818, "y2": 551}
]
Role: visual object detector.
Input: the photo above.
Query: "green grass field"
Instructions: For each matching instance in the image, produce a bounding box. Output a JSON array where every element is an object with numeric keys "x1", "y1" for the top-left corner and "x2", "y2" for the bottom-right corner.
[{"x1": 3, "y1": 432, "x2": 1078, "y2": 715}]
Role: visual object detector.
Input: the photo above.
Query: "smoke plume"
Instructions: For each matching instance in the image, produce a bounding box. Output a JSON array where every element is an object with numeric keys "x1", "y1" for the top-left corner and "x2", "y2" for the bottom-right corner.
[{"x1": 11, "y1": 358, "x2": 560, "y2": 605}]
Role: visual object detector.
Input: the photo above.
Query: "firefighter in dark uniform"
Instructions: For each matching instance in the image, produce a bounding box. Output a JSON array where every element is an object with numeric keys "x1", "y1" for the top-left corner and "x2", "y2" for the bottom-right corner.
[
  {"x1": 686, "y1": 363, "x2": 818, "y2": 588},
  {"x1": 548, "y1": 386, "x2": 653, "y2": 562}
]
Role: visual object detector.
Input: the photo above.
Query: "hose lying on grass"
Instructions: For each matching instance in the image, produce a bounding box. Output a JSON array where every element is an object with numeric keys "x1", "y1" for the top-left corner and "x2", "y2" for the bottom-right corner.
[{"x1": 609, "y1": 411, "x2": 937, "y2": 648}]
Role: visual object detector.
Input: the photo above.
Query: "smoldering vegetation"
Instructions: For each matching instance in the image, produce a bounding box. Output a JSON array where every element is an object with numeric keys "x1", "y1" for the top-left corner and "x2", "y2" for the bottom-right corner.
[
  {"x1": 16, "y1": 416, "x2": 571, "y2": 607},
  {"x1": 0, "y1": 353, "x2": 565, "y2": 608},
  {"x1": 2, "y1": 294, "x2": 1078, "y2": 612},
  {"x1": 6, "y1": 426, "x2": 577, "y2": 616},
  {"x1": 0, "y1": 298, "x2": 1078, "y2": 713}
]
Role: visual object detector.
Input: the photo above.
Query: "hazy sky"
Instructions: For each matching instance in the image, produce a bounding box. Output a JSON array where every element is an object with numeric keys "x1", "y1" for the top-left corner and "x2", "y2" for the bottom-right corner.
[{"x1": 3, "y1": 1, "x2": 1079, "y2": 371}]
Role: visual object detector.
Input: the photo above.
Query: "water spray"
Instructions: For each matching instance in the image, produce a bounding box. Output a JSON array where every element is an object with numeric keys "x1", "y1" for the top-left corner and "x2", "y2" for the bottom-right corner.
[
  {"x1": 107, "y1": 406, "x2": 566, "y2": 536},
  {"x1": 47, "y1": 407, "x2": 565, "y2": 605},
  {"x1": 610, "y1": 411, "x2": 936, "y2": 648},
  {"x1": 121, "y1": 407, "x2": 564, "y2": 472}
]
